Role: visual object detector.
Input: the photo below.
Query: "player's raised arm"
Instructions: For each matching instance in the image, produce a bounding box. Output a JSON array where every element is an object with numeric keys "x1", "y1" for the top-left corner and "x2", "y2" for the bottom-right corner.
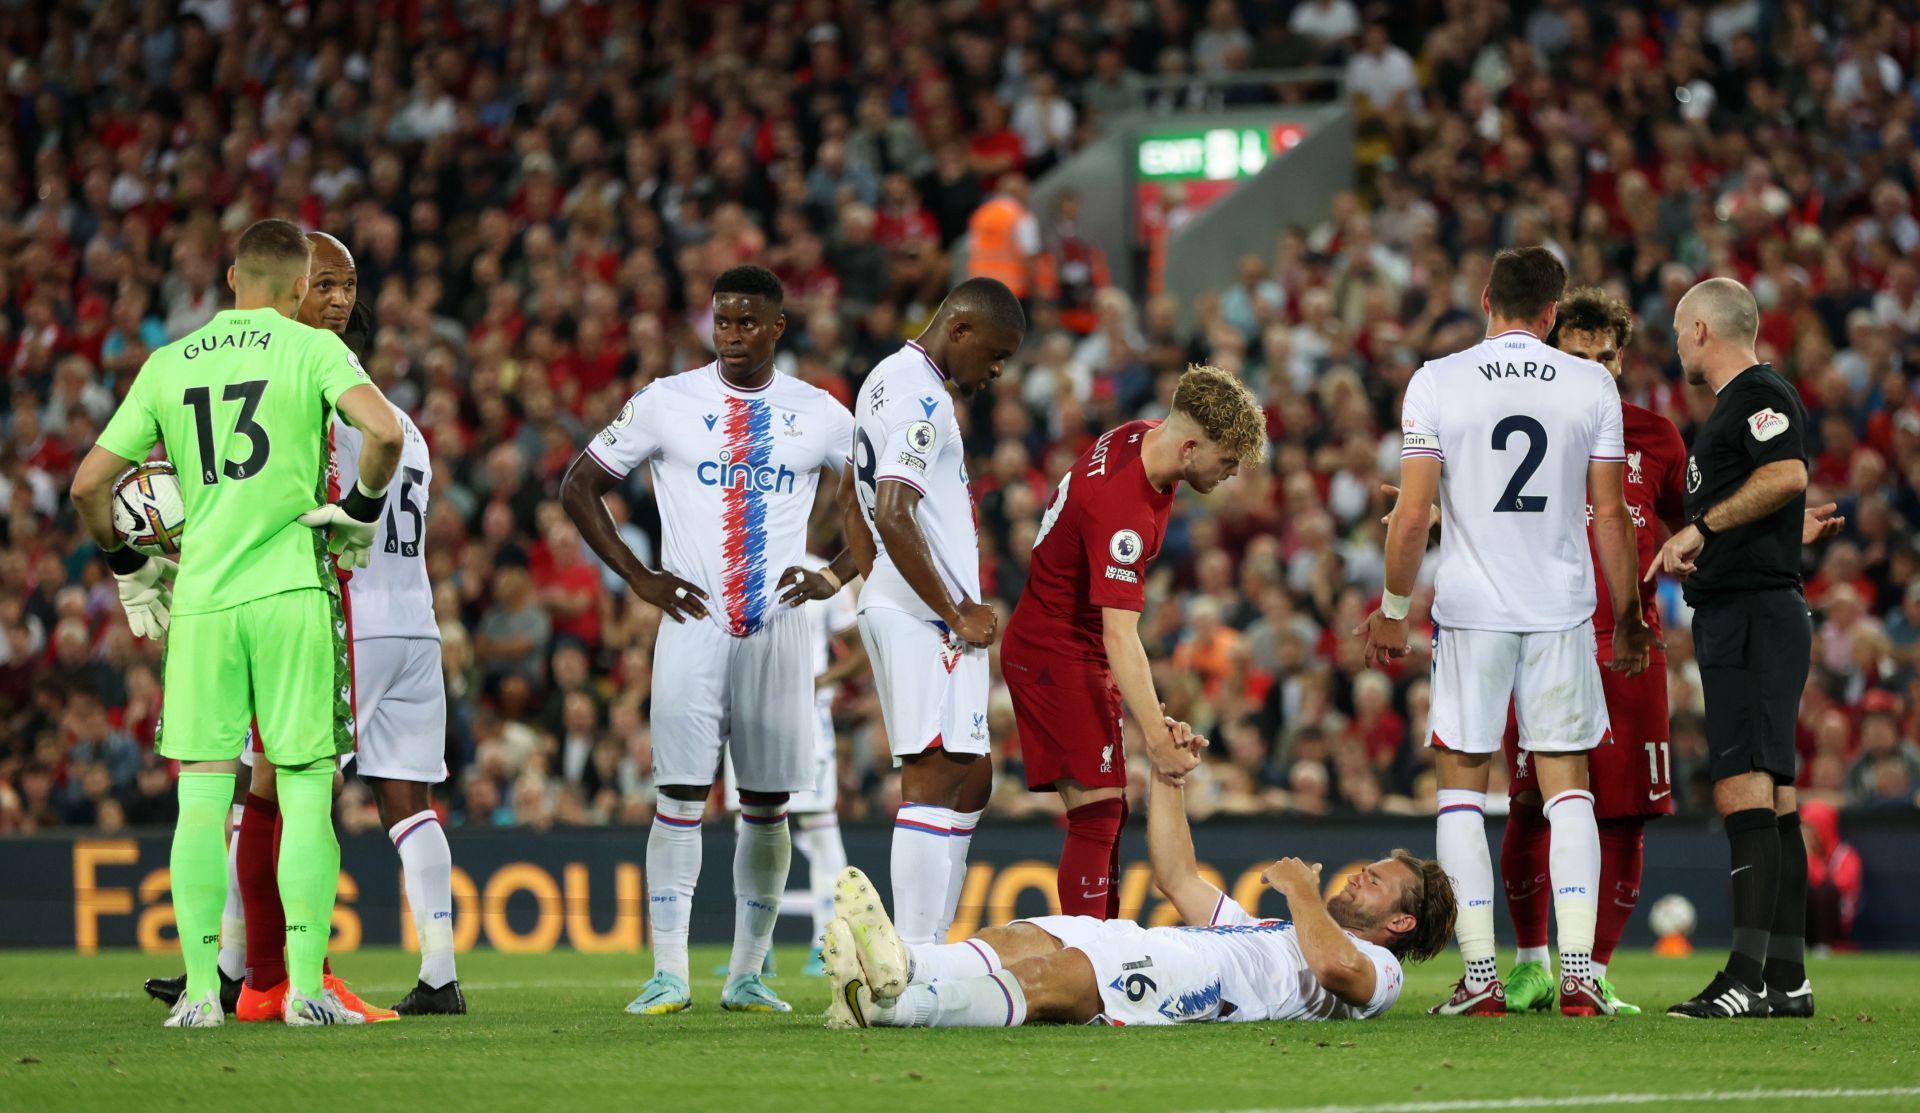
[
  {"x1": 1147, "y1": 771, "x2": 1226, "y2": 924},
  {"x1": 1266, "y1": 858, "x2": 1380, "y2": 1008}
]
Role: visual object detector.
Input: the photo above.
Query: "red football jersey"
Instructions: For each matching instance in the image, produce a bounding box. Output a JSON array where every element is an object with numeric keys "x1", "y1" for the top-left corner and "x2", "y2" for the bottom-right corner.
[
  {"x1": 1588, "y1": 402, "x2": 1687, "y2": 656},
  {"x1": 1003, "y1": 420, "x2": 1174, "y2": 678}
]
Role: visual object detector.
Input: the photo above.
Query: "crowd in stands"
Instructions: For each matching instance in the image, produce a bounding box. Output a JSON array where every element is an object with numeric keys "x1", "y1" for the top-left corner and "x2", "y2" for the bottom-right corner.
[{"x1": 2, "y1": 0, "x2": 1919, "y2": 836}]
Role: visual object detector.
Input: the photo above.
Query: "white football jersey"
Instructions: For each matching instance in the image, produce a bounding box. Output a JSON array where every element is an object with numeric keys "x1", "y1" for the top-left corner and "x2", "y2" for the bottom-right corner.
[
  {"x1": 334, "y1": 407, "x2": 437, "y2": 641},
  {"x1": 1400, "y1": 329, "x2": 1624, "y2": 632},
  {"x1": 851, "y1": 342, "x2": 980, "y2": 623},
  {"x1": 588, "y1": 363, "x2": 853, "y2": 638},
  {"x1": 1178, "y1": 893, "x2": 1403, "y2": 1022}
]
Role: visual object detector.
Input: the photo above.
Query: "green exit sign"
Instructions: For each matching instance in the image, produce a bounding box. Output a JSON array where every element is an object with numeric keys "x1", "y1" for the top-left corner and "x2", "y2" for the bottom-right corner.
[{"x1": 1134, "y1": 124, "x2": 1306, "y2": 182}]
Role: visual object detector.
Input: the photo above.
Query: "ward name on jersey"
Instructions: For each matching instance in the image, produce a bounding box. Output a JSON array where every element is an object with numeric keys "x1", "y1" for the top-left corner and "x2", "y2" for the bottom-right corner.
[
  {"x1": 1004, "y1": 419, "x2": 1172, "y2": 677},
  {"x1": 333, "y1": 406, "x2": 437, "y2": 641},
  {"x1": 589, "y1": 363, "x2": 853, "y2": 636},
  {"x1": 1587, "y1": 403, "x2": 1685, "y2": 657},
  {"x1": 96, "y1": 309, "x2": 371, "y2": 615},
  {"x1": 1401, "y1": 329, "x2": 1624, "y2": 632},
  {"x1": 851, "y1": 342, "x2": 981, "y2": 622}
]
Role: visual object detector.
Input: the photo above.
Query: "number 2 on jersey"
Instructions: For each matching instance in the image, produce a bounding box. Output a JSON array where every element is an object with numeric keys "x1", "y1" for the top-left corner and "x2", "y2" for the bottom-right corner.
[
  {"x1": 183, "y1": 381, "x2": 272, "y2": 485},
  {"x1": 383, "y1": 466, "x2": 426, "y2": 557},
  {"x1": 1490, "y1": 414, "x2": 1547, "y2": 513}
]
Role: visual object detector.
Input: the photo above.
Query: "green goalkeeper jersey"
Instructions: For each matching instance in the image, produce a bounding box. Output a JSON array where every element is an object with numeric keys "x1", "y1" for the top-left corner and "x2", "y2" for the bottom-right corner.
[{"x1": 97, "y1": 308, "x2": 371, "y2": 617}]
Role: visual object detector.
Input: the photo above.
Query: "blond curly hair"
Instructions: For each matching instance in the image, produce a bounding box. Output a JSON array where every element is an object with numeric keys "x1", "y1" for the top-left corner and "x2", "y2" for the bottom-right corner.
[{"x1": 1172, "y1": 364, "x2": 1269, "y2": 464}]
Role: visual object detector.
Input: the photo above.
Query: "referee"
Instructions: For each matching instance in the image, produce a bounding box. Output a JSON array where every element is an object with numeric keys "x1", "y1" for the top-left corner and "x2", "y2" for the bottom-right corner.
[{"x1": 1647, "y1": 278, "x2": 1817, "y2": 1020}]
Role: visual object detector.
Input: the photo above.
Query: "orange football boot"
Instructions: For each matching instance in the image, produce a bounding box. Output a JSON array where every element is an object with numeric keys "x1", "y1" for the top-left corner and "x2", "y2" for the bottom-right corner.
[
  {"x1": 236, "y1": 980, "x2": 288, "y2": 1022},
  {"x1": 326, "y1": 973, "x2": 400, "y2": 1022}
]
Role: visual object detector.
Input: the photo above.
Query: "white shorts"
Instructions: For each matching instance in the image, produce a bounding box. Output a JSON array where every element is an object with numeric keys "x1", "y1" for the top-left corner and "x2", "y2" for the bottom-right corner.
[
  {"x1": 652, "y1": 608, "x2": 814, "y2": 792},
  {"x1": 858, "y1": 606, "x2": 990, "y2": 763},
  {"x1": 724, "y1": 693, "x2": 838, "y2": 814},
  {"x1": 1019, "y1": 915, "x2": 1225, "y2": 1026},
  {"x1": 350, "y1": 637, "x2": 448, "y2": 783},
  {"x1": 1427, "y1": 621, "x2": 1610, "y2": 754}
]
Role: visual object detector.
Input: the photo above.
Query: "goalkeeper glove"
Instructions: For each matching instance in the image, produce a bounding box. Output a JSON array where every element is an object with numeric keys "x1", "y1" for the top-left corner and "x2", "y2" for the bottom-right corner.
[
  {"x1": 298, "y1": 480, "x2": 388, "y2": 570},
  {"x1": 106, "y1": 545, "x2": 178, "y2": 641}
]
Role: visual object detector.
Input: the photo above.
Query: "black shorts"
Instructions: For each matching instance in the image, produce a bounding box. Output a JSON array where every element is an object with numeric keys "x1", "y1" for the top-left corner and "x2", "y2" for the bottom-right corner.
[{"x1": 1693, "y1": 588, "x2": 1811, "y2": 784}]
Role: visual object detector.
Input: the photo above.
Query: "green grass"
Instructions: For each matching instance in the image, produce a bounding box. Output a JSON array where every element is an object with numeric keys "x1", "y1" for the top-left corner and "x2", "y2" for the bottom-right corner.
[{"x1": 1, "y1": 948, "x2": 1915, "y2": 1113}]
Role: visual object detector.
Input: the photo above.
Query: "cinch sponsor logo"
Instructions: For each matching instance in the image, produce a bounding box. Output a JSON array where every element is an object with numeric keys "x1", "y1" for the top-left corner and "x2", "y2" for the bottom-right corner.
[{"x1": 697, "y1": 449, "x2": 796, "y2": 494}]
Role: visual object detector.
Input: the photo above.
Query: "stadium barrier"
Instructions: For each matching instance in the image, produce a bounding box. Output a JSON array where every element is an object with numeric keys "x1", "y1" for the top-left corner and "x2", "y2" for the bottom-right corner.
[{"x1": 4, "y1": 815, "x2": 1915, "y2": 952}]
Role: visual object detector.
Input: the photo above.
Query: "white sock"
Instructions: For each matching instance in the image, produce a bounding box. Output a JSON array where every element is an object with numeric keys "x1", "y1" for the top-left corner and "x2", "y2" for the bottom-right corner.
[
  {"x1": 647, "y1": 796, "x2": 706, "y2": 981},
  {"x1": 1516, "y1": 945, "x2": 1549, "y2": 966},
  {"x1": 936, "y1": 808, "x2": 982, "y2": 942},
  {"x1": 729, "y1": 802, "x2": 791, "y2": 980},
  {"x1": 1546, "y1": 789, "x2": 1599, "y2": 981},
  {"x1": 1591, "y1": 959, "x2": 1608, "y2": 980},
  {"x1": 891, "y1": 803, "x2": 957, "y2": 946},
  {"x1": 390, "y1": 808, "x2": 457, "y2": 988},
  {"x1": 908, "y1": 938, "x2": 1002, "y2": 983},
  {"x1": 871, "y1": 971, "x2": 1027, "y2": 1028},
  {"x1": 217, "y1": 803, "x2": 246, "y2": 981},
  {"x1": 1437, "y1": 788, "x2": 1497, "y2": 987},
  {"x1": 796, "y1": 814, "x2": 847, "y2": 948}
]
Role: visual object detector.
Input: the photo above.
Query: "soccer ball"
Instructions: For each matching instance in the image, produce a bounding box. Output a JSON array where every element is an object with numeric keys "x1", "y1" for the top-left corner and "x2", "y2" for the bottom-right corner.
[
  {"x1": 1648, "y1": 893, "x2": 1697, "y2": 938},
  {"x1": 112, "y1": 461, "x2": 186, "y2": 557}
]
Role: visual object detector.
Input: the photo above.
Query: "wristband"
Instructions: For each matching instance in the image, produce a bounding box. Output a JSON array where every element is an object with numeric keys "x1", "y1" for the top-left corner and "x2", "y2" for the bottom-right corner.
[
  {"x1": 819, "y1": 567, "x2": 842, "y2": 592},
  {"x1": 340, "y1": 479, "x2": 388, "y2": 523},
  {"x1": 105, "y1": 544, "x2": 150, "y2": 575},
  {"x1": 1380, "y1": 589, "x2": 1411, "y2": 621},
  {"x1": 1693, "y1": 517, "x2": 1716, "y2": 542}
]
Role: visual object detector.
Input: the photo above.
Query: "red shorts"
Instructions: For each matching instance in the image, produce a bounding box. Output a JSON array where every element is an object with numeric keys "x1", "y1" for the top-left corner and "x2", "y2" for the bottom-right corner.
[
  {"x1": 1006, "y1": 668, "x2": 1126, "y2": 793},
  {"x1": 1505, "y1": 659, "x2": 1673, "y2": 820}
]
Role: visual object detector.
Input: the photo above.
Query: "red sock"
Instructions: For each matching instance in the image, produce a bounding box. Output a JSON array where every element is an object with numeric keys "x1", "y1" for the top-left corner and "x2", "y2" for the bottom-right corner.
[
  {"x1": 1595, "y1": 817, "x2": 1645, "y2": 967},
  {"x1": 237, "y1": 794, "x2": 287, "y2": 990},
  {"x1": 1105, "y1": 799, "x2": 1131, "y2": 920},
  {"x1": 1058, "y1": 798, "x2": 1126, "y2": 918},
  {"x1": 1500, "y1": 801, "x2": 1551, "y2": 951}
]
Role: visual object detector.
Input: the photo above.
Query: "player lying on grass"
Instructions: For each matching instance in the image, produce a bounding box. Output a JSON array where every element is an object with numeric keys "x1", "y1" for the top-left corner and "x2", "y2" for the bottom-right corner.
[{"x1": 822, "y1": 736, "x2": 1456, "y2": 1028}]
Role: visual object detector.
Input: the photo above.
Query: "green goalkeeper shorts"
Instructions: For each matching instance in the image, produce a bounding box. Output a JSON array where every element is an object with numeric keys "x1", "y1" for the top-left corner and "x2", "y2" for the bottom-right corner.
[{"x1": 157, "y1": 587, "x2": 354, "y2": 767}]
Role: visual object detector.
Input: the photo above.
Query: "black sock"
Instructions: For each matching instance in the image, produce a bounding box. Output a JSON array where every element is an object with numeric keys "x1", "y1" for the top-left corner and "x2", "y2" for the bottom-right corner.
[
  {"x1": 1724, "y1": 807, "x2": 1780, "y2": 992},
  {"x1": 1765, "y1": 810, "x2": 1808, "y2": 990}
]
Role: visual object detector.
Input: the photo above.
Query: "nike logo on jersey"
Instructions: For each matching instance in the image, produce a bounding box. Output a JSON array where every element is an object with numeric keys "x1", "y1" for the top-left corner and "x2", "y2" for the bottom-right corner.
[
  {"x1": 1731, "y1": 865, "x2": 1753, "y2": 876},
  {"x1": 919, "y1": 396, "x2": 938, "y2": 417},
  {"x1": 703, "y1": 414, "x2": 718, "y2": 430},
  {"x1": 1649, "y1": 789, "x2": 1672, "y2": 801}
]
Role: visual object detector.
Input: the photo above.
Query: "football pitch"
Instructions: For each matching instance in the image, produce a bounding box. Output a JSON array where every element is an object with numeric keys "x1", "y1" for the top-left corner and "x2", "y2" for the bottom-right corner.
[{"x1": 2, "y1": 948, "x2": 1916, "y2": 1113}]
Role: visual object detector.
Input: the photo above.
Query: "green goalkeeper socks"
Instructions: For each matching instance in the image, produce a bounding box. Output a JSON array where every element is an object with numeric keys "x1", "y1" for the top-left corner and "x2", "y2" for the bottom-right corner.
[
  {"x1": 276, "y1": 763, "x2": 340, "y2": 999},
  {"x1": 173, "y1": 772, "x2": 236, "y2": 1003}
]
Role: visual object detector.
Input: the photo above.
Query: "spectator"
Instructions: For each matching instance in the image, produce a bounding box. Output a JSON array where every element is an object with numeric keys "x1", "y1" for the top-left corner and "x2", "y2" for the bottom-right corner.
[
  {"x1": 475, "y1": 557, "x2": 552, "y2": 691},
  {"x1": 1845, "y1": 709, "x2": 1920, "y2": 807},
  {"x1": 1289, "y1": 0, "x2": 1362, "y2": 54},
  {"x1": 1345, "y1": 23, "x2": 1421, "y2": 114}
]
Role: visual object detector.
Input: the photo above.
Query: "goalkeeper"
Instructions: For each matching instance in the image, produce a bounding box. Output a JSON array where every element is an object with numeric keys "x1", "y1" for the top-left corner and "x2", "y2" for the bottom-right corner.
[{"x1": 70, "y1": 219, "x2": 403, "y2": 1028}]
